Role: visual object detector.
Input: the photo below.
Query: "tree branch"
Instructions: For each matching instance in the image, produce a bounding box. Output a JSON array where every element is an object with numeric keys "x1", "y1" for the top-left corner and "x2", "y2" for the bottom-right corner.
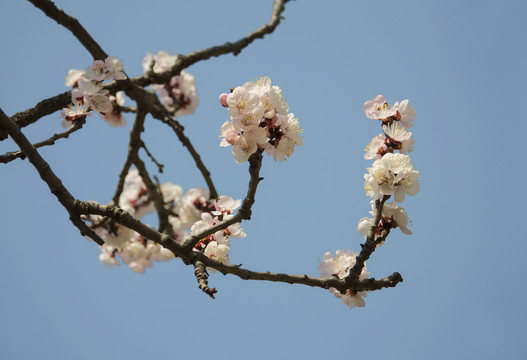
[
  {"x1": 189, "y1": 251, "x2": 403, "y2": 294},
  {"x1": 346, "y1": 195, "x2": 390, "y2": 284},
  {"x1": 5, "y1": 91, "x2": 71, "y2": 134},
  {"x1": 115, "y1": 0, "x2": 291, "y2": 89},
  {"x1": 73, "y1": 201, "x2": 403, "y2": 295},
  {"x1": 27, "y1": 0, "x2": 108, "y2": 60},
  {"x1": 74, "y1": 201, "x2": 185, "y2": 256},
  {"x1": 133, "y1": 156, "x2": 171, "y2": 234}
]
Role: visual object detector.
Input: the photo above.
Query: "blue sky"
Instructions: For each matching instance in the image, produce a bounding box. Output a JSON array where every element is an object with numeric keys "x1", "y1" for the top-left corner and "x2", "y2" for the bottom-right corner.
[{"x1": 1, "y1": 0, "x2": 526, "y2": 359}]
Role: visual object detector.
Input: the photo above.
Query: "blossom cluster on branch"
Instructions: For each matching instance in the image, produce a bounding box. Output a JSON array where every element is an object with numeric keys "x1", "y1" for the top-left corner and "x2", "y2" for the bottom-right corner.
[
  {"x1": 61, "y1": 56, "x2": 127, "y2": 128},
  {"x1": 318, "y1": 95, "x2": 419, "y2": 309},
  {"x1": 318, "y1": 250, "x2": 369, "y2": 308},
  {"x1": 83, "y1": 168, "x2": 244, "y2": 273},
  {"x1": 218, "y1": 76, "x2": 303, "y2": 163},
  {"x1": 142, "y1": 51, "x2": 198, "y2": 117}
]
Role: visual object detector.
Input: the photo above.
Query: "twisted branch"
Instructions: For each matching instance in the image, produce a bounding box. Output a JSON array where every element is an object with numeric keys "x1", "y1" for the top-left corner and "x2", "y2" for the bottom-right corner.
[{"x1": 194, "y1": 261, "x2": 217, "y2": 299}]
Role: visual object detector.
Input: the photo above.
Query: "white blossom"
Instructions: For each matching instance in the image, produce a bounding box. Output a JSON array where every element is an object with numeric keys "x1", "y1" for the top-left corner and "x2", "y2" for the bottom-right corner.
[
  {"x1": 318, "y1": 250, "x2": 368, "y2": 309},
  {"x1": 142, "y1": 51, "x2": 176, "y2": 74},
  {"x1": 104, "y1": 56, "x2": 126, "y2": 80},
  {"x1": 78, "y1": 79, "x2": 108, "y2": 97},
  {"x1": 357, "y1": 202, "x2": 412, "y2": 238},
  {"x1": 394, "y1": 99, "x2": 416, "y2": 128},
  {"x1": 65, "y1": 69, "x2": 85, "y2": 87},
  {"x1": 363, "y1": 95, "x2": 397, "y2": 120},
  {"x1": 203, "y1": 242, "x2": 230, "y2": 273},
  {"x1": 175, "y1": 187, "x2": 210, "y2": 228},
  {"x1": 60, "y1": 103, "x2": 91, "y2": 128},
  {"x1": 99, "y1": 245, "x2": 120, "y2": 267},
  {"x1": 86, "y1": 94, "x2": 112, "y2": 114},
  {"x1": 265, "y1": 113, "x2": 303, "y2": 162},
  {"x1": 101, "y1": 91, "x2": 127, "y2": 127},
  {"x1": 364, "y1": 134, "x2": 387, "y2": 160},
  {"x1": 227, "y1": 86, "x2": 263, "y2": 130},
  {"x1": 219, "y1": 77, "x2": 302, "y2": 163},
  {"x1": 364, "y1": 153, "x2": 420, "y2": 202},
  {"x1": 383, "y1": 122, "x2": 414, "y2": 154},
  {"x1": 84, "y1": 60, "x2": 107, "y2": 82}
]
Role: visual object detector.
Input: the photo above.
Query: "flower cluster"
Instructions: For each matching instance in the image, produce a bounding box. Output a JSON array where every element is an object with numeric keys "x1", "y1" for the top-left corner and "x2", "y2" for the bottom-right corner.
[
  {"x1": 318, "y1": 250, "x2": 369, "y2": 308},
  {"x1": 361, "y1": 95, "x2": 419, "y2": 244},
  {"x1": 190, "y1": 196, "x2": 246, "y2": 272},
  {"x1": 83, "y1": 168, "x2": 244, "y2": 273},
  {"x1": 218, "y1": 77, "x2": 303, "y2": 163},
  {"x1": 142, "y1": 51, "x2": 198, "y2": 117},
  {"x1": 62, "y1": 56, "x2": 127, "y2": 128},
  {"x1": 362, "y1": 95, "x2": 420, "y2": 202},
  {"x1": 319, "y1": 95, "x2": 419, "y2": 309}
]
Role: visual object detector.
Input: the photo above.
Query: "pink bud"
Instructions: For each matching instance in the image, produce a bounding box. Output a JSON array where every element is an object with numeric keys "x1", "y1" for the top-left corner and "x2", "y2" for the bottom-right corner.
[
  {"x1": 226, "y1": 131, "x2": 237, "y2": 145},
  {"x1": 219, "y1": 93, "x2": 229, "y2": 107}
]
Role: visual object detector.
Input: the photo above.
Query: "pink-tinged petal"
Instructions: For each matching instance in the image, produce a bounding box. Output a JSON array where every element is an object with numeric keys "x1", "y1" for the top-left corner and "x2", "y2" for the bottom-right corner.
[
  {"x1": 400, "y1": 225, "x2": 413, "y2": 235},
  {"x1": 61, "y1": 119, "x2": 71, "y2": 128},
  {"x1": 363, "y1": 100, "x2": 374, "y2": 112},
  {"x1": 373, "y1": 95, "x2": 387, "y2": 107},
  {"x1": 342, "y1": 293, "x2": 366, "y2": 309},
  {"x1": 219, "y1": 93, "x2": 229, "y2": 107}
]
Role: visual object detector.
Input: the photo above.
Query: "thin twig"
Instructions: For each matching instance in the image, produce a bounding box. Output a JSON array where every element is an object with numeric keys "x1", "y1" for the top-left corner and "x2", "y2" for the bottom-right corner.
[
  {"x1": 141, "y1": 141, "x2": 164, "y2": 173},
  {"x1": 183, "y1": 151, "x2": 263, "y2": 249},
  {"x1": 0, "y1": 119, "x2": 85, "y2": 163},
  {"x1": 133, "y1": 156, "x2": 171, "y2": 233},
  {"x1": 156, "y1": 115, "x2": 218, "y2": 199},
  {"x1": 131, "y1": 0, "x2": 291, "y2": 88},
  {"x1": 111, "y1": 109, "x2": 147, "y2": 205}
]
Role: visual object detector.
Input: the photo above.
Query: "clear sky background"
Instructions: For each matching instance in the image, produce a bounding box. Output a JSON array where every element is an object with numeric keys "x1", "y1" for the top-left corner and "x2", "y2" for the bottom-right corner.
[{"x1": 1, "y1": 0, "x2": 526, "y2": 359}]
